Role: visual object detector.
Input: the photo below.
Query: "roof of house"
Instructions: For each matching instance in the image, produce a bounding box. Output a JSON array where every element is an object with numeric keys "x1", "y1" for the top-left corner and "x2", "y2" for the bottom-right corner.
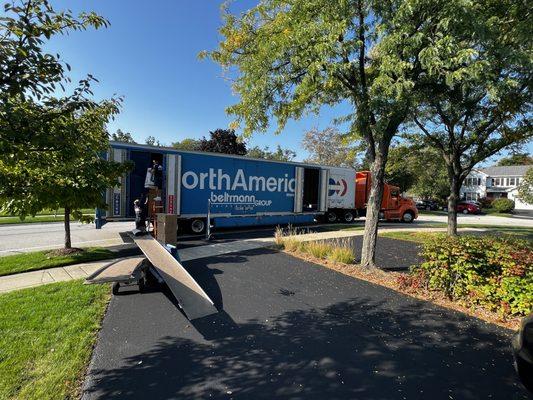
[{"x1": 479, "y1": 165, "x2": 531, "y2": 177}]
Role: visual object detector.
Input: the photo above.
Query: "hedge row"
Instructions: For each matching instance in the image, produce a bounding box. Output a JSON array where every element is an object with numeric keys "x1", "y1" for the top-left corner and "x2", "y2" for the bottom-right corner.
[{"x1": 409, "y1": 234, "x2": 532, "y2": 317}]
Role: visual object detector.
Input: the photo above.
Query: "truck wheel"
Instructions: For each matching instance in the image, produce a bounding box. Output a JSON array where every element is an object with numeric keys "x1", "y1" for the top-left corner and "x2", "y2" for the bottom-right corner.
[
  {"x1": 326, "y1": 212, "x2": 337, "y2": 223},
  {"x1": 343, "y1": 211, "x2": 355, "y2": 223},
  {"x1": 402, "y1": 211, "x2": 414, "y2": 223},
  {"x1": 190, "y1": 219, "x2": 206, "y2": 234}
]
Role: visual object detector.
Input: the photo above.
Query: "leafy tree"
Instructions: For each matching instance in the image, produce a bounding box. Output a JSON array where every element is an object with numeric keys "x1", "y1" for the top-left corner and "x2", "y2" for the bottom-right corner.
[
  {"x1": 0, "y1": 0, "x2": 129, "y2": 250},
  {"x1": 247, "y1": 145, "x2": 296, "y2": 162},
  {"x1": 384, "y1": 144, "x2": 416, "y2": 193},
  {"x1": 517, "y1": 167, "x2": 533, "y2": 205},
  {"x1": 172, "y1": 138, "x2": 201, "y2": 151},
  {"x1": 407, "y1": 0, "x2": 532, "y2": 235},
  {"x1": 0, "y1": 96, "x2": 131, "y2": 249},
  {"x1": 385, "y1": 143, "x2": 449, "y2": 200},
  {"x1": 302, "y1": 127, "x2": 357, "y2": 168},
  {"x1": 0, "y1": 0, "x2": 109, "y2": 157},
  {"x1": 111, "y1": 129, "x2": 136, "y2": 143},
  {"x1": 145, "y1": 136, "x2": 162, "y2": 147},
  {"x1": 203, "y1": 0, "x2": 438, "y2": 268},
  {"x1": 497, "y1": 153, "x2": 533, "y2": 166},
  {"x1": 407, "y1": 148, "x2": 449, "y2": 201},
  {"x1": 199, "y1": 129, "x2": 247, "y2": 155}
]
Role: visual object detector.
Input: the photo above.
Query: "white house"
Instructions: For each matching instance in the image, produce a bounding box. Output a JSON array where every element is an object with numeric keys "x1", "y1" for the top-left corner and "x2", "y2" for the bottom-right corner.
[{"x1": 460, "y1": 165, "x2": 533, "y2": 211}]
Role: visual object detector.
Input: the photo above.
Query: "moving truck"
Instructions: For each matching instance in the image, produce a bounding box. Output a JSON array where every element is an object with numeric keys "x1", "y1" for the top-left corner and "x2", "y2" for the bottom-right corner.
[
  {"x1": 104, "y1": 142, "x2": 417, "y2": 233},
  {"x1": 323, "y1": 169, "x2": 418, "y2": 224}
]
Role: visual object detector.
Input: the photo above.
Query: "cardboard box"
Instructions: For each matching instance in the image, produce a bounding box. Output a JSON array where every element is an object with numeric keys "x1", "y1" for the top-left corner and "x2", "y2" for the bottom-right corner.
[{"x1": 156, "y1": 213, "x2": 178, "y2": 246}]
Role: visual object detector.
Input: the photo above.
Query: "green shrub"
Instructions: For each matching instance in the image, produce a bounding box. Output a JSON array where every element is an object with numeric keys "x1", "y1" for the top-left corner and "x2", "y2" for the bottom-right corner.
[
  {"x1": 478, "y1": 197, "x2": 493, "y2": 209},
  {"x1": 328, "y1": 247, "x2": 355, "y2": 264},
  {"x1": 491, "y1": 198, "x2": 515, "y2": 213},
  {"x1": 411, "y1": 234, "x2": 532, "y2": 316}
]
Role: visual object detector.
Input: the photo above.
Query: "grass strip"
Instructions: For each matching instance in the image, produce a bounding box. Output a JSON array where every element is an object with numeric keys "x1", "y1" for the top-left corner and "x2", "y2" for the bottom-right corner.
[
  {"x1": 0, "y1": 213, "x2": 94, "y2": 225},
  {"x1": 0, "y1": 281, "x2": 110, "y2": 400},
  {"x1": 0, "y1": 247, "x2": 116, "y2": 276}
]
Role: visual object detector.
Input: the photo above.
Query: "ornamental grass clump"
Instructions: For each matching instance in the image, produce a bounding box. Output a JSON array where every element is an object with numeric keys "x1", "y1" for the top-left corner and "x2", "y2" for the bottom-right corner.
[
  {"x1": 410, "y1": 234, "x2": 532, "y2": 317},
  {"x1": 306, "y1": 241, "x2": 332, "y2": 259},
  {"x1": 328, "y1": 246, "x2": 356, "y2": 264}
]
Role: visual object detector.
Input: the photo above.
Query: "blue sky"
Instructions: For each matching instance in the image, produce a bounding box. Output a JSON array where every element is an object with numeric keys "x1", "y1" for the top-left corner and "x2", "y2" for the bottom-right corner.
[
  {"x1": 46, "y1": 0, "x2": 348, "y2": 161},
  {"x1": 46, "y1": 0, "x2": 530, "y2": 163}
]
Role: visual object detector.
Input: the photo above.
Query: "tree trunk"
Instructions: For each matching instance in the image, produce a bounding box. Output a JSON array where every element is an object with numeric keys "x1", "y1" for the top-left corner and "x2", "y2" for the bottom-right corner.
[
  {"x1": 361, "y1": 153, "x2": 387, "y2": 268},
  {"x1": 64, "y1": 206, "x2": 72, "y2": 249},
  {"x1": 447, "y1": 176, "x2": 460, "y2": 236}
]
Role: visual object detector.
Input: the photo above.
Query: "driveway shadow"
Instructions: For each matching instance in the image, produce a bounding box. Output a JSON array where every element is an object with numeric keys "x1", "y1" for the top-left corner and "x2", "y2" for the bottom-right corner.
[{"x1": 83, "y1": 296, "x2": 528, "y2": 399}]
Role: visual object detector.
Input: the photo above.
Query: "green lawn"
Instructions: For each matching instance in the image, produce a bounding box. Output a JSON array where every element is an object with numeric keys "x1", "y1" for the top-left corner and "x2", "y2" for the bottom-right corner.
[
  {"x1": 0, "y1": 247, "x2": 117, "y2": 276},
  {"x1": 0, "y1": 208, "x2": 94, "y2": 217},
  {"x1": 0, "y1": 215, "x2": 66, "y2": 225},
  {"x1": 380, "y1": 225, "x2": 533, "y2": 242},
  {"x1": 0, "y1": 212, "x2": 95, "y2": 225},
  {"x1": 0, "y1": 281, "x2": 110, "y2": 400},
  {"x1": 417, "y1": 210, "x2": 447, "y2": 216}
]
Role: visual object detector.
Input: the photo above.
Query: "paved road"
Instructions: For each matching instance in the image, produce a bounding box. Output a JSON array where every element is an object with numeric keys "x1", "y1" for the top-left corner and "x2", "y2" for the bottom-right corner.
[
  {"x1": 1, "y1": 213, "x2": 531, "y2": 256},
  {"x1": 83, "y1": 247, "x2": 529, "y2": 399},
  {"x1": 0, "y1": 221, "x2": 132, "y2": 256}
]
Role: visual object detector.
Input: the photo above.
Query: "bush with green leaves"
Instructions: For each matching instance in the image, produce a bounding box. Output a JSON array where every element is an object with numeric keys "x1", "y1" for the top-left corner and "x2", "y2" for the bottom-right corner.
[
  {"x1": 411, "y1": 234, "x2": 532, "y2": 316},
  {"x1": 491, "y1": 198, "x2": 515, "y2": 213}
]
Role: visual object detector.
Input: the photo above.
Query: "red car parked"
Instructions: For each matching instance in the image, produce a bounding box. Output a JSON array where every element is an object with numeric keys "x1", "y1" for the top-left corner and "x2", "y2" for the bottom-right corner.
[{"x1": 456, "y1": 201, "x2": 481, "y2": 214}]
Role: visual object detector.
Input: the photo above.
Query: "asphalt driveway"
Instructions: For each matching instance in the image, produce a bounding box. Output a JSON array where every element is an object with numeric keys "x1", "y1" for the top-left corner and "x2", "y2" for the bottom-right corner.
[{"x1": 82, "y1": 247, "x2": 529, "y2": 399}]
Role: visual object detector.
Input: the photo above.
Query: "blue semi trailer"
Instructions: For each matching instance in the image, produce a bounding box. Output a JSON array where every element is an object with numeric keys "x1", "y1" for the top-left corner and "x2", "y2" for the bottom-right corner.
[{"x1": 104, "y1": 141, "x2": 337, "y2": 233}]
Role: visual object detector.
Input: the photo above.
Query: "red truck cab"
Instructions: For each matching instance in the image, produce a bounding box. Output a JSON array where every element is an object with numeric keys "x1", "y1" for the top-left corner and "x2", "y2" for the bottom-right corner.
[{"x1": 355, "y1": 171, "x2": 418, "y2": 223}]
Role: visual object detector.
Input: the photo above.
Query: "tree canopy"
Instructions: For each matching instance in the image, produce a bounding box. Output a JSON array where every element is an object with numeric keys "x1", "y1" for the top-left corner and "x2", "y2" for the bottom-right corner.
[
  {"x1": 497, "y1": 153, "x2": 533, "y2": 166},
  {"x1": 111, "y1": 129, "x2": 136, "y2": 143},
  {"x1": 404, "y1": 0, "x2": 532, "y2": 234},
  {"x1": 172, "y1": 138, "x2": 201, "y2": 151},
  {"x1": 203, "y1": 0, "x2": 439, "y2": 267},
  {"x1": 302, "y1": 127, "x2": 357, "y2": 168},
  {"x1": 247, "y1": 145, "x2": 296, "y2": 162},
  {"x1": 517, "y1": 167, "x2": 533, "y2": 205},
  {"x1": 198, "y1": 129, "x2": 247, "y2": 155},
  {"x1": 0, "y1": 0, "x2": 129, "y2": 248}
]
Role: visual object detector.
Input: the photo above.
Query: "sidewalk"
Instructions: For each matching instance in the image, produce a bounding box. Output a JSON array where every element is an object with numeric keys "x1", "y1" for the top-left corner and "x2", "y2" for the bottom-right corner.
[{"x1": 0, "y1": 227, "x2": 484, "y2": 294}]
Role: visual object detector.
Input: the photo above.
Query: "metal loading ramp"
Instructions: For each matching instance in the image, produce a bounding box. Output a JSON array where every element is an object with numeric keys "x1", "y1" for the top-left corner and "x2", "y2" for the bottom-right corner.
[{"x1": 132, "y1": 234, "x2": 218, "y2": 320}]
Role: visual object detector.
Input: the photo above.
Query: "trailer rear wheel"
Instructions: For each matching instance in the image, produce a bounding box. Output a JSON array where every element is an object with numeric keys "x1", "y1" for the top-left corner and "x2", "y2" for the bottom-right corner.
[
  {"x1": 402, "y1": 211, "x2": 414, "y2": 223},
  {"x1": 343, "y1": 211, "x2": 355, "y2": 223},
  {"x1": 190, "y1": 219, "x2": 206, "y2": 234},
  {"x1": 326, "y1": 211, "x2": 337, "y2": 223}
]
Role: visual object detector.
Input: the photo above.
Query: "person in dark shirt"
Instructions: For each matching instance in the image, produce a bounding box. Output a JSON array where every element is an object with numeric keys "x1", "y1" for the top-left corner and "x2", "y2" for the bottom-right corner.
[
  {"x1": 152, "y1": 160, "x2": 163, "y2": 189},
  {"x1": 134, "y1": 196, "x2": 147, "y2": 232}
]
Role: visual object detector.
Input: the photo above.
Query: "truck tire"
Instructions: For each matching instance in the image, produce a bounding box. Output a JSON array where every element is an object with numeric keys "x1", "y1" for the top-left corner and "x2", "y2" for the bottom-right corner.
[
  {"x1": 326, "y1": 211, "x2": 337, "y2": 223},
  {"x1": 401, "y1": 211, "x2": 414, "y2": 223},
  {"x1": 190, "y1": 218, "x2": 206, "y2": 234},
  {"x1": 343, "y1": 211, "x2": 355, "y2": 223}
]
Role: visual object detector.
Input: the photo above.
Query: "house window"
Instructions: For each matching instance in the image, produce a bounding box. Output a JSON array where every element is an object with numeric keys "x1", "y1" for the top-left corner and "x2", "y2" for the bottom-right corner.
[
  {"x1": 509, "y1": 177, "x2": 516, "y2": 186},
  {"x1": 465, "y1": 192, "x2": 478, "y2": 201},
  {"x1": 494, "y1": 177, "x2": 501, "y2": 186}
]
